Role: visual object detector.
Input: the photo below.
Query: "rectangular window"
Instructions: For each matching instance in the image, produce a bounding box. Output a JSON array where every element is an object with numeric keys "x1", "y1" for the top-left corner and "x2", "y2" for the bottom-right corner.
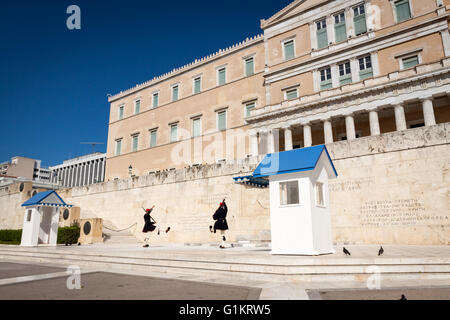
[
  {"x1": 359, "y1": 55, "x2": 373, "y2": 80},
  {"x1": 353, "y1": 4, "x2": 367, "y2": 35},
  {"x1": 152, "y1": 92, "x2": 159, "y2": 108},
  {"x1": 283, "y1": 40, "x2": 295, "y2": 60},
  {"x1": 395, "y1": 0, "x2": 411, "y2": 22},
  {"x1": 315, "y1": 182, "x2": 325, "y2": 207},
  {"x1": 115, "y1": 140, "x2": 122, "y2": 156},
  {"x1": 118, "y1": 106, "x2": 124, "y2": 120},
  {"x1": 192, "y1": 118, "x2": 201, "y2": 137},
  {"x1": 193, "y1": 77, "x2": 201, "y2": 94},
  {"x1": 338, "y1": 61, "x2": 352, "y2": 85},
  {"x1": 245, "y1": 102, "x2": 255, "y2": 118},
  {"x1": 134, "y1": 100, "x2": 140, "y2": 114},
  {"x1": 150, "y1": 130, "x2": 157, "y2": 148},
  {"x1": 402, "y1": 55, "x2": 419, "y2": 69},
  {"x1": 334, "y1": 12, "x2": 347, "y2": 43},
  {"x1": 218, "y1": 67, "x2": 226, "y2": 86},
  {"x1": 285, "y1": 88, "x2": 298, "y2": 100},
  {"x1": 245, "y1": 57, "x2": 254, "y2": 76},
  {"x1": 316, "y1": 19, "x2": 328, "y2": 49},
  {"x1": 26, "y1": 209, "x2": 32, "y2": 222},
  {"x1": 170, "y1": 124, "x2": 178, "y2": 143},
  {"x1": 320, "y1": 67, "x2": 332, "y2": 90},
  {"x1": 132, "y1": 135, "x2": 139, "y2": 152},
  {"x1": 279, "y1": 181, "x2": 299, "y2": 205},
  {"x1": 172, "y1": 85, "x2": 179, "y2": 102},
  {"x1": 217, "y1": 110, "x2": 227, "y2": 131}
]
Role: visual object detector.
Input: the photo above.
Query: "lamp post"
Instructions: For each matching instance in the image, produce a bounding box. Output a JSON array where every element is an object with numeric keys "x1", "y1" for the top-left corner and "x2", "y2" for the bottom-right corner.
[{"x1": 128, "y1": 165, "x2": 133, "y2": 177}]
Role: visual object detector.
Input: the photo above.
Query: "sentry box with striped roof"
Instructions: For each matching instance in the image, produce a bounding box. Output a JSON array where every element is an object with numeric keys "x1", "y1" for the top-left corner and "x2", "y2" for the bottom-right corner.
[
  {"x1": 21, "y1": 190, "x2": 73, "y2": 247},
  {"x1": 234, "y1": 145, "x2": 337, "y2": 255}
]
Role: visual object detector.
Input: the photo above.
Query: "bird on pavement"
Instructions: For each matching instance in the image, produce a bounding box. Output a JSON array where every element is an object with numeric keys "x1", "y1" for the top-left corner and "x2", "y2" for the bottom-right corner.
[
  {"x1": 343, "y1": 247, "x2": 351, "y2": 256},
  {"x1": 400, "y1": 294, "x2": 407, "y2": 300},
  {"x1": 378, "y1": 246, "x2": 384, "y2": 256}
]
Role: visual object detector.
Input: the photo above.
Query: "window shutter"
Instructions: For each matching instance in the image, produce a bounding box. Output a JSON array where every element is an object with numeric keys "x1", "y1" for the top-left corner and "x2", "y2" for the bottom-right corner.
[
  {"x1": 218, "y1": 111, "x2": 226, "y2": 131},
  {"x1": 286, "y1": 89, "x2": 298, "y2": 100},
  {"x1": 170, "y1": 125, "x2": 178, "y2": 142},
  {"x1": 193, "y1": 118, "x2": 201, "y2": 137},
  {"x1": 132, "y1": 136, "x2": 138, "y2": 152},
  {"x1": 194, "y1": 78, "x2": 201, "y2": 94},
  {"x1": 116, "y1": 140, "x2": 121, "y2": 155},
  {"x1": 395, "y1": 0, "x2": 411, "y2": 22},
  {"x1": 150, "y1": 131, "x2": 157, "y2": 147},
  {"x1": 359, "y1": 68, "x2": 373, "y2": 80},
  {"x1": 135, "y1": 100, "x2": 140, "y2": 114},
  {"x1": 284, "y1": 41, "x2": 295, "y2": 60},
  {"x1": 335, "y1": 22, "x2": 347, "y2": 42},
  {"x1": 245, "y1": 103, "x2": 255, "y2": 117},
  {"x1": 218, "y1": 69, "x2": 226, "y2": 85},
  {"x1": 317, "y1": 28, "x2": 328, "y2": 49},
  {"x1": 153, "y1": 94, "x2": 158, "y2": 108},
  {"x1": 402, "y1": 56, "x2": 419, "y2": 69},
  {"x1": 119, "y1": 107, "x2": 124, "y2": 120},
  {"x1": 172, "y1": 86, "x2": 178, "y2": 101},
  {"x1": 246, "y1": 58, "x2": 254, "y2": 76},
  {"x1": 354, "y1": 13, "x2": 367, "y2": 35}
]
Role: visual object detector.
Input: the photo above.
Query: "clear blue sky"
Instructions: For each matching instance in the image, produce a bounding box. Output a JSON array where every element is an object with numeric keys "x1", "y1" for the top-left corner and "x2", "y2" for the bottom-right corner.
[{"x1": 0, "y1": 0, "x2": 292, "y2": 167}]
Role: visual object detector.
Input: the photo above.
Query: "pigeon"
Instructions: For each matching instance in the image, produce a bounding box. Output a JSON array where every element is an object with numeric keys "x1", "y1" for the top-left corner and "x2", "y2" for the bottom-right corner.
[
  {"x1": 343, "y1": 247, "x2": 351, "y2": 256},
  {"x1": 378, "y1": 246, "x2": 384, "y2": 256},
  {"x1": 400, "y1": 294, "x2": 407, "y2": 300}
]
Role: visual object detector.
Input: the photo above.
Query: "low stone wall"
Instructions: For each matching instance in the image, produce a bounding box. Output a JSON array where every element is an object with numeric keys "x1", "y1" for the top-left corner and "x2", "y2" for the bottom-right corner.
[{"x1": 1, "y1": 123, "x2": 449, "y2": 245}]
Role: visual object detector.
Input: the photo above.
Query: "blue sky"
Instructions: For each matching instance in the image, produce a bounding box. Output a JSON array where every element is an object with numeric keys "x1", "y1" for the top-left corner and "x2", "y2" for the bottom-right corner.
[{"x1": 0, "y1": 0, "x2": 292, "y2": 167}]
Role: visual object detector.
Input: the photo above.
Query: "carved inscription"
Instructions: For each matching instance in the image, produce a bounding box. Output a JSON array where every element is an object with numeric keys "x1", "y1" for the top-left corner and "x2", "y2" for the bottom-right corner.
[
  {"x1": 360, "y1": 199, "x2": 449, "y2": 227},
  {"x1": 329, "y1": 177, "x2": 375, "y2": 192}
]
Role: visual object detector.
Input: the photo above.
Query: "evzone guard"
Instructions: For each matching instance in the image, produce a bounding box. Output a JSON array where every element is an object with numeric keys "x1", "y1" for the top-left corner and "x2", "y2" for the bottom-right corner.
[
  {"x1": 142, "y1": 205, "x2": 170, "y2": 248},
  {"x1": 210, "y1": 199, "x2": 229, "y2": 249}
]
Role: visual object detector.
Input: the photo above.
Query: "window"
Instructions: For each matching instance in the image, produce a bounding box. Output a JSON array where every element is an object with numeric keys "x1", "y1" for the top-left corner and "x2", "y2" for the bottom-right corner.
[
  {"x1": 320, "y1": 67, "x2": 332, "y2": 90},
  {"x1": 359, "y1": 55, "x2": 373, "y2": 80},
  {"x1": 192, "y1": 118, "x2": 201, "y2": 137},
  {"x1": 218, "y1": 67, "x2": 226, "y2": 86},
  {"x1": 217, "y1": 110, "x2": 227, "y2": 131},
  {"x1": 279, "y1": 181, "x2": 299, "y2": 205},
  {"x1": 245, "y1": 57, "x2": 254, "y2": 76},
  {"x1": 339, "y1": 61, "x2": 352, "y2": 85},
  {"x1": 132, "y1": 135, "x2": 139, "y2": 152},
  {"x1": 115, "y1": 139, "x2": 122, "y2": 156},
  {"x1": 394, "y1": 0, "x2": 411, "y2": 22},
  {"x1": 316, "y1": 19, "x2": 328, "y2": 49},
  {"x1": 118, "y1": 106, "x2": 124, "y2": 120},
  {"x1": 334, "y1": 12, "x2": 347, "y2": 43},
  {"x1": 401, "y1": 55, "x2": 419, "y2": 69},
  {"x1": 172, "y1": 85, "x2": 179, "y2": 102},
  {"x1": 150, "y1": 130, "x2": 157, "y2": 148},
  {"x1": 245, "y1": 102, "x2": 255, "y2": 118},
  {"x1": 134, "y1": 100, "x2": 140, "y2": 114},
  {"x1": 193, "y1": 77, "x2": 201, "y2": 94},
  {"x1": 285, "y1": 88, "x2": 298, "y2": 100},
  {"x1": 170, "y1": 124, "x2": 178, "y2": 143},
  {"x1": 283, "y1": 39, "x2": 295, "y2": 60},
  {"x1": 26, "y1": 209, "x2": 32, "y2": 222},
  {"x1": 152, "y1": 92, "x2": 159, "y2": 108},
  {"x1": 315, "y1": 182, "x2": 325, "y2": 207},
  {"x1": 353, "y1": 4, "x2": 367, "y2": 35}
]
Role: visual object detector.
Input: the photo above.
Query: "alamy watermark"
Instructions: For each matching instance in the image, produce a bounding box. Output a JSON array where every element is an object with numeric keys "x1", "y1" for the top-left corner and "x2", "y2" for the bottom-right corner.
[
  {"x1": 66, "y1": 5, "x2": 81, "y2": 30},
  {"x1": 66, "y1": 265, "x2": 81, "y2": 290}
]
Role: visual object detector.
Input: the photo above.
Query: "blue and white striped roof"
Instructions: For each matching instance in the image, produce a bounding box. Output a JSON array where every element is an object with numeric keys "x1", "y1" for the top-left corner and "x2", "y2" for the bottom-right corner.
[{"x1": 21, "y1": 190, "x2": 73, "y2": 208}]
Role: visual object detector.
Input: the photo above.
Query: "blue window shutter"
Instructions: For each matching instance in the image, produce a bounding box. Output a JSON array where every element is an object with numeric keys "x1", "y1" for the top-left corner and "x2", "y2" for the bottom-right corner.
[
  {"x1": 335, "y1": 22, "x2": 347, "y2": 42},
  {"x1": 153, "y1": 94, "x2": 158, "y2": 108},
  {"x1": 194, "y1": 78, "x2": 201, "y2": 94},
  {"x1": 284, "y1": 41, "x2": 295, "y2": 60},
  {"x1": 172, "y1": 86, "x2": 179, "y2": 101},
  {"x1": 170, "y1": 125, "x2": 178, "y2": 142},
  {"x1": 317, "y1": 28, "x2": 328, "y2": 49},
  {"x1": 150, "y1": 131, "x2": 157, "y2": 147},
  {"x1": 395, "y1": 0, "x2": 411, "y2": 22},
  {"x1": 246, "y1": 58, "x2": 254, "y2": 76},
  {"x1": 402, "y1": 56, "x2": 419, "y2": 69},
  {"x1": 218, "y1": 111, "x2": 226, "y2": 131},
  {"x1": 218, "y1": 69, "x2": 226, "y2": 85}
]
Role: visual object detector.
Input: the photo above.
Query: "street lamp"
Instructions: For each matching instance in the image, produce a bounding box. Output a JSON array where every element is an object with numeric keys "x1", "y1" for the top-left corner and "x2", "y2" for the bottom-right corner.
[{"x1": 128, "y1": 165, "x2": 133, "y2": 176}]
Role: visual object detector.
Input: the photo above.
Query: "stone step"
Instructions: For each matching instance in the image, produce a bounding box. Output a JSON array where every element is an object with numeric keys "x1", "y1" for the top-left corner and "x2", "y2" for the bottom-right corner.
[{"x1": 1, "y1": 245, "x2": 449, "y2": 283}]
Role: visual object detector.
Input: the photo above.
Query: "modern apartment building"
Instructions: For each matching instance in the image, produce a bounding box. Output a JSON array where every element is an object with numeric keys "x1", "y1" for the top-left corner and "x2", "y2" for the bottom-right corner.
[
  {"x1": 49, "y1": 153, "x2": 106, "y2": 188},
  {"x1": 0, "y1": 157, "x2": 50, "y2": 182},
  {"x1": 106, "y1": 0, "x2": 450, "y2": 179}
]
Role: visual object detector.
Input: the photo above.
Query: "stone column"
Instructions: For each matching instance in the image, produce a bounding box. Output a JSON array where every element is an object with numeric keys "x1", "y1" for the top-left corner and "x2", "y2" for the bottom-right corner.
[
  {"x1": 369, "y1": 109, "x2": 381, "y2": 136},
  {"x1": 284, "y1": 127, "x2": 293, "y2": 151},
  {"x1": 345, "y1": 113, "x2": 356, "y2": 140},
  {"x1": 303, "y1": 124, "x2": 312, "y2": 147},
  {"x1": 70, "y1": 166, "x2": 75, "y2": 188},
  {"x1": 393, "y1": 103, "x2": 407, "y2": 131},
  {"x1": 440, "y1": 29, "x2": 450, "y2": 57},
  {"x1": 267, "y1": 130, "x2": 275, "y2": 154},
  {"x1": 323, "y1": 119, "x2": 333, "y2": 144},
  {"x1": 98, "y1": 159, "x2": 104, "y2": 182},
  {"x1": 250, "y1": 131, "x2": 259, "y2": 156},
  {"x1": 100, "y1": 159, "x2": 106, "y2": 182},
  {"x1": 421, "y1": 97, "x2": 436, "y2": 126}
]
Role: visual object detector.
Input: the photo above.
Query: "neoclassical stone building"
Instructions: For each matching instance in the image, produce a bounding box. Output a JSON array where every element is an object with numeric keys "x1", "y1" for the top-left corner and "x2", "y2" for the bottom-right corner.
[{"x1": 106, "y1": 0, "x2": 450, "y2": 179}]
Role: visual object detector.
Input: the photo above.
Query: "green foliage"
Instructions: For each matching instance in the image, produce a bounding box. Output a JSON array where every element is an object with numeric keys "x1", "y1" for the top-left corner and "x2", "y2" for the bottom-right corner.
[
  {"x1": 0, "y1": 229, "x2": 22, "y2": 244},
  {"x1": 57, "y1": 226, "x2": 80, "y2": 245}
]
